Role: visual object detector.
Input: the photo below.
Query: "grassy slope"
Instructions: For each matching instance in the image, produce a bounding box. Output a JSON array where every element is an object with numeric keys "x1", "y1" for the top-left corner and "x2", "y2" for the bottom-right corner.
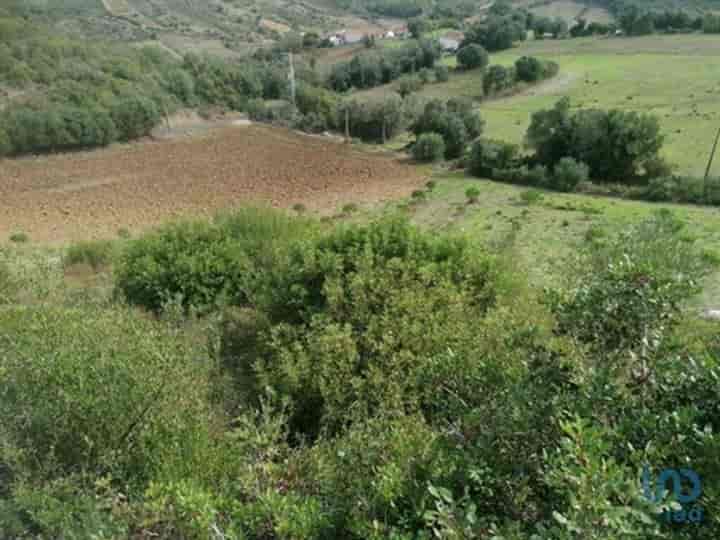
[
  {"x1": 361, "y1": 34, "x2": 720, "y2": 177},
  {"x1": 482, "y1": 36, "x2": 720, "y2": 177},
  {"x1": 403, "y1": 173, "x2": 720, "y2": 311}
]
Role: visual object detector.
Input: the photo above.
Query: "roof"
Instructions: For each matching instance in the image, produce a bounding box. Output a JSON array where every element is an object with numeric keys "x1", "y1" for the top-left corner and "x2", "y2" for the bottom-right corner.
[{"x1": 439, "y1": 38, "x2": 460, "y2": 50}]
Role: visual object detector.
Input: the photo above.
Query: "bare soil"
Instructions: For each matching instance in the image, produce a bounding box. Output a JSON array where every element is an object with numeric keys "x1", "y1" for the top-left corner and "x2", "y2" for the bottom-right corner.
[{"x1": 0, "y1": 125, "x2": 426, "y2": 244}]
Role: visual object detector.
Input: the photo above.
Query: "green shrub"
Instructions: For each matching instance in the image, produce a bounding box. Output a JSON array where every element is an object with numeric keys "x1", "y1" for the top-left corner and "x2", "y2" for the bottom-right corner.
[
  {"x1": 550, "y1": 157, "x2": 589, "y2": 192},
  {"x1": 483, "y1": 64, "x2": 516, "y2": 95},
  {"x1": 0, "y1": 306, "x2": 211, "y2": 487},
  {"x1": 456, "y1": 43, "x2": 489, "y2": 70},
  {"x1": 514, "y1": 55, "x2": 543, "y2": 82},
  {"x1": 547, "y1": 210, "x2": 711, "y2": 355},
  {"x1": 64, "y1": 239, "x2": 116, "y2": 271},
  {"x1": 411, "y1": 99, "x2": 484, "y2": 159},
  {"x1": 468, "y1": 138, "x2": 520, "y2": 177},
  {"x1": 527, "y1": 98, "x2": 665, "y2": 182},
  {"x1": 9, "y1": 232, "x2": 28, "y2": 243},
  {"x1": 110, "y1": 95, "x2": 161, "y2": 141},
  {"x1": 412, "y1": 132, "x2": 446, "y2": 162},
  {"x1": 520, "y1": 189, "x2": 544, "y2": 205},
  {"x1": 434, "y1": 64, "x2": 450, "y2": 82},
  {"x1": 227, "y1": 216, "x2": 497, "y2": 438},
  {"x1": 465, "y1": 186, "x2": 481, "y2": 203},
  {"x1": 398, "y1": 74, "x2": 424, "y2": 98},
  {"x1": 116, "y1": 207, "x2": 313, "y2": 312}
]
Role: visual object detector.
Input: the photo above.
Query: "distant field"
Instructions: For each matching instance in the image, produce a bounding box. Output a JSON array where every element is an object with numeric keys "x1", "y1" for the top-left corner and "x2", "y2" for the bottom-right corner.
[
  {"x1": 518, "y1": 0, "x2": 613, "y2": 24},
  {"x1": 360, "y1": 35, "x2": 720, "y2": 177},
  {"x1": 481, "y1": 36, "x2": 720, "y2": 177}
]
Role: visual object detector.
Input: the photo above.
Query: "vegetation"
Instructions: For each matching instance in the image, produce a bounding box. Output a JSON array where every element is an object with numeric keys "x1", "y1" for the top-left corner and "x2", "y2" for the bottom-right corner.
[
  {"x1": 2, "y1": 204, "x2": 719, "y2": 538},
  {"x1": 327, "y1": 39, "x2": 442, "y2": 92},
  {"x1": 526, "y1": 97, "x2": 664, "y2": 182},
  {"x1": 412, "y1": 132, "x2": 446, "y2": 162}
]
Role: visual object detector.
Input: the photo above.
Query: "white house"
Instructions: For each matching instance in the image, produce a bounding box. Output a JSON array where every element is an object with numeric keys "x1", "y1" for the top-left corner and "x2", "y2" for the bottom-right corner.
[{"x1": 439, "y1": 38, "x2": 460, "y2": 53}]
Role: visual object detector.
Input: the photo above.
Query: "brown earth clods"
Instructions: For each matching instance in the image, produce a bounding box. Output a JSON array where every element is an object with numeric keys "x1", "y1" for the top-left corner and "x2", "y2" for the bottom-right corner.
[{"x1": 0, "y1": 125, "x2": 426, "y2": 244}]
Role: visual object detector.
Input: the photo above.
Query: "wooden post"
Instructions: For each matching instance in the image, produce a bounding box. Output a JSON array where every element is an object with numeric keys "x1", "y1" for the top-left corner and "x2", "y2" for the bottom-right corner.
[{"x1": 704, "y1": 126, "x2": 720, "y2": 201}]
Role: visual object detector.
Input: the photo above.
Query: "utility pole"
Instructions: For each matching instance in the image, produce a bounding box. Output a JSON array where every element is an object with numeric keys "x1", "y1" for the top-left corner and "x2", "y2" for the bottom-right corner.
[
  {"x1": 288, "y1": 52, "x2": 296, "y2": 108},
  {"x1": 704, "y1": 125, "x2": 720, "y2": 201}
]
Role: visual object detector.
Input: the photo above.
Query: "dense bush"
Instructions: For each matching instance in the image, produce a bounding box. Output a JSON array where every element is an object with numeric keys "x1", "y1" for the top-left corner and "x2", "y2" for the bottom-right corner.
[
  {"x1": 483, "y1": 64, "x2": 516, "y2": 95},
  {"x1": 468, "y1": 137, "x2": 521, "y2": 177},
  {"x1": 116, "y1": 208, "x2": 314, "y2": 312},
  {"x1": 456, "y1": 43, "x2": 489, "y2": 70},
  {"x1": 411, "y1": 98, "x2": 484, "y2": 159},
  {"x1": 0, "y1": 306, "x2": 211, "y2": 489},
  {"x1": 4, "y1": 202, "x2": 720, "y2": 538},
  {"x1": 342, "y1": 95, "x2": 406, "y2": 142},
  {"x1": 526, "y1": 97, "x2": 665, "y2": 182},
  {"x1": 461, "y1": 14, "x2": 527, "y2": 52},
  {"x1": 412, "y1": 132, "x2": 446, "y2": 161},
  {"x1": 327, "y1": 39, "x2": 441, "y2": 92},
  {"x1": 549, "y1": 156, "x2": 590, "y2": 192},
  {"x1": 434, "y1": 64, "x2": 450, "y2": 82},
  {"x1": 224, "y1": 216, "x2": 498, "y2": 438},
  {"x1": 514, "y1": 55, "x2": 558, "y2": 82},
  {"x1": 548, "y1": 210, "x2": 710, "y2": 355}
]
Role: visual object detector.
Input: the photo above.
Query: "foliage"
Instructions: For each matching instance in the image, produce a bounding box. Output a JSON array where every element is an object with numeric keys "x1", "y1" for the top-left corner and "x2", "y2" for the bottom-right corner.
[
  {"x1": 64, "y1": 239, "x2": 118, "y2": 271},
  {"x1": 483, "y1": 64, "x2": 516, "y2": 95},
  {"x1": 462, "y1": 15, "x2": 527, "y2": 52},
  {"x1": 0, "y1": 305, "x2": 211, "y2": 489},
  {"x1": 116, "y1": 208, "x2": 314, "y2": 312},
  {"x1": 411, "y1": 99, "x2": 484, "y2": 159},
  {"x1": 327, "y1": 39, "x2": 441, "y2": 92},
  {"x1": 526, "y1": 97, "x2": 665, "y2": 182},
  {"x1": 468, "y1": 138, "x2": 521, "y2": 177},
  {"x1": 228, "y1": 216, "x2": 498, "y2": 438},
  {"x1": 342, "y1": 96, "x2": 406, "y2": 142},
  {"x1": 456, "y1": 43, "x2": 489, "y2": 71},
  {"x1": 412, "y1": 132, "x2": 446, "y2": 162},
  {"x1": 550, "y1": 157, "x2": 590, "y2": 192},
  {"x1": 547, "y1": 210, "x2": 711, "y2": 355}
]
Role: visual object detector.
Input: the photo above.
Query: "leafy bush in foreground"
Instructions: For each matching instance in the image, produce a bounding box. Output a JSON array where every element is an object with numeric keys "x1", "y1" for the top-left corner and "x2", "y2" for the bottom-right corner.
[
  {"x1": 224, "y1": 216, "x2": 498, "y2": 438},
  {"x1": 115, "y1": 207, "x2": 314, "y2": 312},
  {"x1": 0, "y1": 306, "x2": 211, "y2": 490}
]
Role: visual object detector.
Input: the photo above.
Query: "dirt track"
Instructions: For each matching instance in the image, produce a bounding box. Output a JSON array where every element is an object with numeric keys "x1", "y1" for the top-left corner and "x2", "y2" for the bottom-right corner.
[{"x1": 0, "y1": 125, "x2": 426, "y2": 244}]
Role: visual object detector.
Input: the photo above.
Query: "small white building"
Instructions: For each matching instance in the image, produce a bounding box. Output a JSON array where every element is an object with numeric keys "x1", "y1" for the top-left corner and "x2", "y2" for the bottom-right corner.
[{"x1": 439, "y1": 38, "x2": 460, "y2": 53}]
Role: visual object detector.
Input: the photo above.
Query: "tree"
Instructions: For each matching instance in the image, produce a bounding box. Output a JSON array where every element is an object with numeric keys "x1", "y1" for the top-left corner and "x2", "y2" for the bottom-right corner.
[
  {"x1": 408, "y1": 17, "x2": 428, "y2": 39},
  {"x1": 456, "y1": 44, "x2": 489, "y2": 71},
  {"x1": 483, "y1": 64, "x2": 515, "y2": 95},
  {"x1": 412, "y1": 99, "x2": 483, "y2": 159},
  {"x1": 462, "y1": 16, "x2": 525, "y2": 52},
  {"x1": 412, "y1": 133, "x2": 445, "y2": 162},
  {"x1": 515, "y1": 56, "x2": 543, "y2": 82},
  {"x1": 110, "y1": 95, "x2": 161, "y2": 142},
  {"x1": 526, "y1": 98, "x2": 665, "y2": 182}
]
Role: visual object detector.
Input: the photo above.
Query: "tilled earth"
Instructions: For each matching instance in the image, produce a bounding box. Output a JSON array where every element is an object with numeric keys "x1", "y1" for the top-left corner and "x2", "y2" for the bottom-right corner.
[{"x1": 0, "y1": 125, "x2": 426, "y2": 244}]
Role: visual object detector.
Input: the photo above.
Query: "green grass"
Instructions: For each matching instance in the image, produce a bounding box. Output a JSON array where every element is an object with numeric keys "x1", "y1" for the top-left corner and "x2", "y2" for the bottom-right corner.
[
  {"x1": 366, "y1": 34, "x2": 720, "y2": 177},
  {"x1": 482, "y1": 35, "x2": 720, "y2": 177},
  {"x1": 405, "y1": 172, "x2": 720, "y2": 311}
]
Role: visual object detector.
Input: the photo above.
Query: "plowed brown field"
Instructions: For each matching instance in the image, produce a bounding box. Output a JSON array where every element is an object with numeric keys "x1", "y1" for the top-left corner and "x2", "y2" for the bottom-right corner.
[{"x1": 0, "y1": 125, "x2": 427, "y2": 244}]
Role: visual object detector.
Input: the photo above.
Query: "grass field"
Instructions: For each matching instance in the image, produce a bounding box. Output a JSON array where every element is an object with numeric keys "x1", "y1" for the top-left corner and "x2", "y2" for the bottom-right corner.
[
  {"x1": 403, "y1": 172, "x2": 720, "y2": 311},
  {"x1": 480, "y1": 36, "x2": 720, "y2": 177},
  {"x1": 366, "y1": 34, "x2": 720, "y2": 177}
]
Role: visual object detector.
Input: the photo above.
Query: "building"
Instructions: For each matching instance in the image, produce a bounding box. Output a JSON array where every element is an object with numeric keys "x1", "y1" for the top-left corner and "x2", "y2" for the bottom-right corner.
[{"x1": 439, "y1": 38, "x2": 460, "y2": 53}]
